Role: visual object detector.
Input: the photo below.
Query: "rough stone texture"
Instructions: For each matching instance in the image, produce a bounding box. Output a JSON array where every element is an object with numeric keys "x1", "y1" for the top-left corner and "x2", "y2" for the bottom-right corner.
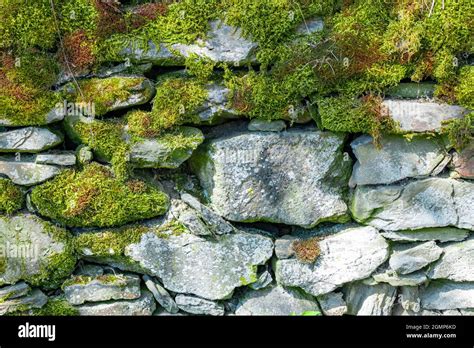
[
  {"x1": 63, "y1": 273, "x2": 141, "y2": 305},
  {"x1": 249, "y1": 269, "x2": 273, "y2": 290},
  {"x1": 344, "y1": 281, "x2": 397, "y2": 315},
  {"x1": 175, "y1": 294, "x2": 224, "y2": 316},
  {"x1": 389, "y1": 241, "x2": 443, "y2": 275},
  {"x1": 76, "y1": 289, "x2": 156, "y2": 316},
  {"x1": 274, "y1": 235, "x2": 297, "y2": 259},
  {"x1": 351, "y1": 178, "x2": 474, "y2": 231},
  {"x1": 123, "y1": 228, "x2": 274, "y2": 300},
  {"x1": 0, "y1": 127, "x2": 63, "y2": 153},
  {"x1": 248, "y1": 119, "x2": 286, "y2": 132},
  {"x1": 235, "y1": 285, "x2": 320, "y2": 316},
  {"x1": 386, "y1": 83, "x2": 435, "y2": 99},
  {"x1": 275, "y1": 226, "x2": 389, "y2": 296},
  {"x1": 428, "y1": 238, "x2": 474, "y2": 282},
  {"x1": 143, "y1": 275, "x2": 179, "y2": 314},
  {"x1": 381, "y1": 227, "x2": 469, "y2": 243},
  {"x1": 195, "y1": 83, "x2": 240, "y2": 125},
  {"x1": 373, "y1": 269, "x2": 427, "y2": 286},
  {"x1": 350, "y1": 135, "x2": 448, "y2": 187},
  {"x1": 0, "y1": 155, "x2": 62, "y2": 186},
  {"x1": 382, "y1": 99, "x2": 469, "y2": 132},
  {"x1": 190, "y1": 129, "x2": 352, "y2": 228},
  {"x1": 0, "y1": 282, "x2": 30, "y2": 301},
  {"x1": 317, "y1": 292, "x2": 347, "y2": 316},
  {"x1": 35, "y1": 152, "x2": 76, "y2": 166},
  {"x1": 420, "y1": 281, "x2": 474, "y2": 310},
  {"x1": 0, "y1": 288, "x2": 48, "y2": 315},
  {"x1": 0, "y1": 214, "x2": 75, "y2": 288},
  {"x1": 450, "y1": 142, "x2": 474, "y2": 179},
  {"x1": 393, "y1": 286, "x2": 422, "y2": 315}
]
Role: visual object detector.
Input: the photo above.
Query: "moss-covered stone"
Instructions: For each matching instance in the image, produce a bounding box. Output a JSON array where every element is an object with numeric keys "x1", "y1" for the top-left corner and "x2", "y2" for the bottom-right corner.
[
  {"x1": 30, "y1": 163, "x2": 169, "y2": 228},
  {"x1": 0, "y1": 178, "x2": 24, "y2": 214}
]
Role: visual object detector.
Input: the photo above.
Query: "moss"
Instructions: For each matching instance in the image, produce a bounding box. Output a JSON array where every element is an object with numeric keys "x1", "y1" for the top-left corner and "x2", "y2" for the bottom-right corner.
[
  {"x1": 441, "y1": 112, "x2": 473, "y2": 152},
  {"x1": 0, "y1": 256, "x2": 7, "y2": 275},
  {"x1": 30, "y1": 163, "x2": 170, "y2": 228},
  {"x1": 292, "y1": 237, "x2": 321, "y2": 263},
  {"x1": 455, "y1": 66, "x2": 474, "y2": 109},
  {"x1": 59, "y1": 0, "x2": 99, "y2": 37},
  {"x1": 62, "y1": 274, "x2": 127, "y2": 289},
  {"x1": 31, "y1": 297, "x2": 79, "y2": 316},
  {"x1": 185, "y1": 53, "x2": 215, "y2": 81},
  {"x1": 0, "y1": 178, "x2": 24, "y2": 214}
]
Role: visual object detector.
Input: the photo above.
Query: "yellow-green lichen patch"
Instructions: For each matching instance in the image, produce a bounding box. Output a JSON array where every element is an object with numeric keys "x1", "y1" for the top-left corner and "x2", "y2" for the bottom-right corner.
[
  {"x1": 0, "y1": 178, "x2": 24, "y2": 214},
  {"x1": 30, "y1": 163, "x2": 170, "y2": 228}
]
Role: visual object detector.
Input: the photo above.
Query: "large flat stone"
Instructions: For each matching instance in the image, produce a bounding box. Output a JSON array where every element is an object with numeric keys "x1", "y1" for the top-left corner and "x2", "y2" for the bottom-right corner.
[
  {"x1": 0, "y1": 127, "x2": 63, "y2": 153},
  {"x1": 420, "y1": 281, "x2": 474, "y2": 310},
  {"x1": 428, "y1": 238, "x2": 474, "y2": 282},
  {"x1": 381, "y1": 227, "x2": 470, "y2": 243},
  {"x1": 389, "y1": 241, "x2": 443, "y2": 275},
  {"x1": 0, "y1": 155, "x2": 62, "y2": 186}
]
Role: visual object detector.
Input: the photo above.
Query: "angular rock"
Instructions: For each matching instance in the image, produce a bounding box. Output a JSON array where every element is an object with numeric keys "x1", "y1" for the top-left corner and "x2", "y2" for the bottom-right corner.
[
  {"x1": 249, "y1": 269, "x2": 273, "y2": 291},
  {"x1": 190, "y1": 129, "x2": 352, "y2": 228},
  {"x1": 373, "y1": 269, "x2": 427, "y2": 286},
  {"x1": 0, "y1": 214, "x2": 76, "y2": 289},
  {"x1": 389, "y1": 241, "x2": 443, "y2": 275},
  {"x1": 175, "y1": 294, "x2": 224, "y2": 316},
  {"x1": 0, "y1": 288, "x2": 48, "y2": 315},
  {"x1": 235, "y1": 285, "x2": 320, "y2": 316},
  {"x1": 275, "y1": 226, "x2": 389, "y2": 296},
  {"x1": 0, "y1": 155, "x2": 62, "y2": 186},
  {"x1": 351, "y1": 178, "x2": 474, "y2": 231},
  {"x1": 35, "y1": 152, "x2": 76, "y2": 166},
  {"x1": 143, "y1": 275, "x2": 179, "y2": 314},
  {"x1": 0, "y1": 127, "x2": 63, "y2": 153},
  {"x1": 420, "y1": 281, "x2": 474, "y2": 310},
  {"x1": 317, "y1": 292, "x2": 347, "y2": 316},
  {"x1": 344, "y1": 281, "x2": 397, "y2": 315},
  {"x1": 170, "y1": 200, "x2": 212, "y2": 236},
  {"x1": 382, "y1": 99, "x2": 469, "y2": 132},
  {"x1": 75, "y1": 289, "x2": 156, "y2": 316},
  {"x1": 386, "y1": 83, "x2": 435, "y2": 99},
  {"x1": 350, "y1": 135, "x2": 449, "y2": 187},
  {"x1": 428, "y1": 238, "x2": 474, "y2": 281},
  {"x1": 195, "y1": 83, "x2": 240, "y2": 125},
  {"x1": 274, "y1": 235, "x2": 297, "y2": 259},
  {"x1": 393, "y1": 286, "x2": 422, "y2": 315},
  {"x1": 0, "y1": 282, "x2": 30, "y2": 301},
  {"x1": 450, "y1": 142, "x2": 474, "y2": 179},
  {"x1": 248, "y1": 119, "x2": 286, "y2": 132},
  {"x1": 63, "y1": 273, "x2": 141, "y2": 305},
  {"x1": 381, "y1": 227, "x2": 470, "y2": 243}
]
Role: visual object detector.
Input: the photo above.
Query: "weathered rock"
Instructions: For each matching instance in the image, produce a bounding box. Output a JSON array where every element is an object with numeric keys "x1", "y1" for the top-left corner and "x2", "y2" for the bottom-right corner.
[
  {"x1": 0, "y1": 214, "x2": 76, "y2": 289},
  {"x1": 274, "y1": 235, "x2": 297, "y2": 259},
  {"x1": 382, "y1": 99, "x2": 469, "y2": 132},
  {"x1": 351, "y1": 178, "x2": 474, "y2": 231},
  {"x1": 63, "y1": 273, "x2": 141, "y2": 305},
  {"x1": 249, "y1": 269, "x2": 273, "y2": 290},
  {"x1": 235, "y1": 285, "x2": 320, "y2": 316},
  {"x1": 317, "y1": 292, "x2": 347, "y2": 316},
  {"x1": 350, "y1": 135, "x2": 449, "y2": 187},
  {"x1": 428, "y1": 238, "x2": 474, "y2": 282},
  {"x1": 143, "y1": 275, "x2": 179, "y2": 314},
  {"x1": 0, "y1": 282, "x2": 30, "y2": 301},
  {"x1": 296, "y1": 18, "x2": 324, "y2": 35},
  {"x1": 195, "y1": 83, "x2": 240, "y2": 125},
  {"x1": 389, "y1": 241, "x2": 443, "y2": 275},
  {"x1": 386, "y1": 83, "x2": 435, "y2": 99},
  {"x1": 190, "y1": 129, "x2": 352, "y2": 228},
  {"x1": 381, "y1": 227, "x2": 470, "y2": 243},
  {"x1": 0, "y1": 127, "x2": 63, "y2": 153},
  {"x1": 35, "y1": 152, "x2": 76, "y2": 166},
  {"x1": 0, "y1": 155, "x2": 63, "y2": 186},
  {"x1": 76, "y1": 145, "x2": 93, "y2": 165},
  {"x1": 175, "y1": 294, "x2": 224, "y2": 316},
  {"x1": 248, "y1": 119, "x2": 286, "y2": 132},
  {"x1": 420, "y1": 281, "x2": 474, "y2": 310},
  {"x1": 373, "y1": 269, "x2": 427, "y2": 286},
  {"x1": 0, "y1": 288, "x2": 48, "y2": 315},
  {"x1": 450, "y1": 142, "x2": 474, "y2": 179},
  {"x1": 75, "y1": 264, "x2": 105, "y2": 277},
  {"x1": 275, "y1": 226, "x2": 389, "y2": 296},
  {"x1": 394, "y1": 286, "x2": 422, "y2": 315},
  {"x1": 344, "y1": 281, "x2": 397, "y2": 315},
  {"x1": 75, "y1": 289, "x2": 156, "y2": 316}
]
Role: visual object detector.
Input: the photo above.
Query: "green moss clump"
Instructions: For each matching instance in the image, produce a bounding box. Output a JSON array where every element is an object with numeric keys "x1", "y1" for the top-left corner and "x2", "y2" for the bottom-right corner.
[
  {"x1": 59, "y1": 0, "x2": 99, "y2": 37},
  {"x1": 30, "y1": 163, "x2": 170, "y2": 228},
  {"x1": 455, "y1": 66, "x2": 474, "y2": 110},
  {"x1": 0, "y1": 179, "x2": 24, "y2": 214},
  {"x1": 31, "y1": 297, "x2": 79, "y2": 316},
  {"x1": 185, "y1": 53, "x2": 215, "y2": 81},
  {"x1": 442, "y1": 112, "x2": 473, "y2": 152}
]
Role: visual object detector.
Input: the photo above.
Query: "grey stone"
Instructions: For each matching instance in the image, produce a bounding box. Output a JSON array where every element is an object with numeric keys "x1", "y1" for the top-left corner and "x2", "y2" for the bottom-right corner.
[
  {"x1": 142, "y1": 275, "x2": 179, "y2": 314},
  {"x1": 386, "y1": 83, "x2": 435, "y2": 99},
  {"x1": 450, "y1": 142, "x2": 474, "y2": 179},
  {"x1": 195, "y1": 83, "x2": 240, "y2": 125},
  {"x1": 275, "y1": 226, "x2": 389, "y2": 296},
  {"x1": 381, "y1": 227, "x2": 470, "y2": 243},
  {"x1": 0, "y1": 155, "x2": 62, "y2": 186},
  {"x1": 63, "y1": 273, "x2": 141, "y2": 305},
  {"x1": 0, "y1": 288, "x2": 48, "y2": 315},
  {"x1": 75, "y1": 264, "x2": 105, "y2": 277},
  {"x1": 248, "y1": 119, "x2": 286, "y2": 132},
  {"x1": 373, "y1": 269, "x2": 427, "y2": 286},
  {"x1": 76, "y1": 145, "x2": 93, "y2": 165},
  {"x1": 0, "y1": 127, "x2": 63, "y2": 153},
  {"x1": 420, "y1": 281, "x2": 474, "y2": 310},
  {"x1": 350, "y1": 135, "x2": 449, "y2": 187},
  {"x1": 0, "y1": 214, "x2": 75, "y2": 288},
  {"x1": 0, "y1": 282, "x2": 30, "y2": 301},
  {"x1": 175, "y1": 294, "x2": 224, "y2": 316},
  {"x1": 389, "y1": 241, "x2": 443, "y2": 275},
  {"x1": 296, "y1": 18, "x2": 324, "y2": 35},
  {"x1": 274, "y1": 235, "x2": 297, "y2": 259},
  {"x1": 170, "y1": 200, "x2": 212, "y2": 236},
  {"x1": 428, "y1": 238, "x2": 474, "y2": 281},
  {"x1": 382, "y1": 99, "x2": 469, "y2": 132},
  {"x1": 76, "y1": 289, "x2": 156, "y2": 316},
  {"x1": 235, "y1": 285, "x2": 320, "y2": 316},
  {"x1": 190, "y1": 129, "x2": 352, "y2": 228},
  {"x1": 35, "y1": 152, "x2": 76, "y2": 166},
  {"x1": 317, "y1": 292, "x2": 347, "y2": 316},
  {"x1": 393, "y1": 286, "x2": 422, "y2": 315},
  {"x1": 249, "y1": 269, "x2": 273, "y2": 290},
  {"x1": 351, "y1": 178, "x2": 474, "y2": 231},
  {"x1": 344, "y1": 281, "x2": 397, "y2": 315}
]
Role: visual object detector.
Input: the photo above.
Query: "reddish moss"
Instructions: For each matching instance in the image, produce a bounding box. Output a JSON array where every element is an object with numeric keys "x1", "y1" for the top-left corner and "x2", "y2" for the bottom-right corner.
[
  {"x1": 61, "y1": 30, "x2": 96, "y2": 73},
  {"x1": 292, "y1": 237, "x2": 321, "y2": 263}
]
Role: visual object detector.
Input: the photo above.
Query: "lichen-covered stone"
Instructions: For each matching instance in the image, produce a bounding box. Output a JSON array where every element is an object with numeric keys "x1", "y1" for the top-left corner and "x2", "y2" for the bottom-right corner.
[
  {"x1": 317, "y1": 292, "x2": 347, "y2": 316},
  {"x1": 190, "y1": 129, "x2": 352, "y2": 228},
  {"x1": 420, "y1": 281, "x2": 474, "y2": 310},
  {"x1": 344, "y1": 281, "x2": 397, "y2": 315},
  {"x1": 0, "y1": 288, "x2": 48, "y2": 315},
  {"x1": 0, "y1": 282, "x2": 30, "y2": 302},
  {"x1": 235, "y1": 285, "x2": 320, "y2": 316},
  {"x1": 0, "y1": 155, "x2": 63, "y2": 186},
  {"x1": 351, "y1": 178, "x2": 474, "y2": 231},
  {"x1": 35, "y1": 152, "x2": 76, "y2": 166},
  {"x1": 428, "y1": 238, "x2": 474, "y2": 282},
  {"x1": 350, "y1": 135, "x2": 449, "y2": 187},
  {"x1": 389, "y1": 241, "x2": 443, "y2": 275},
  {"x1": 275, "y1": 226, "x2": 389, "y2": 296},
  {"x1": 0, "y1": 127, "x2": 63, "y2": 153},
  {"x1": 175, "y1": 294, "x2": 224, "y2": 316},
  {"x1": 381, "y1": 227, "x2": 470, "y2": 243}
]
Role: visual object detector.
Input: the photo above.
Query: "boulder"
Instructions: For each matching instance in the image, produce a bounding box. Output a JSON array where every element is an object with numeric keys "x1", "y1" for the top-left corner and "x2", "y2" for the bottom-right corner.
[
  {"x1": 0, "y1": 127, "x2": 63, "y2": 153},
  {"x1": 428, "y1": 238, "x2": 474, "y2": 282},
  {"x1": 190, "y1": 129, "x2": 352, "y2": 228},
  {"x1": 344, "y1": 281, "x2": 397, "y2": 315},
  {"x1": 420, "y1": 281, "x2": 474, "y2": 310},
  {"x1": 175, "y1": 294, "x2": 224, "y2": 316},
  {"x1": 389, "y1": 241, "x2": 443, "y2": 275},
  {"x1": 275, "y1": 226, "x2": 389, "y2": 296}
]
